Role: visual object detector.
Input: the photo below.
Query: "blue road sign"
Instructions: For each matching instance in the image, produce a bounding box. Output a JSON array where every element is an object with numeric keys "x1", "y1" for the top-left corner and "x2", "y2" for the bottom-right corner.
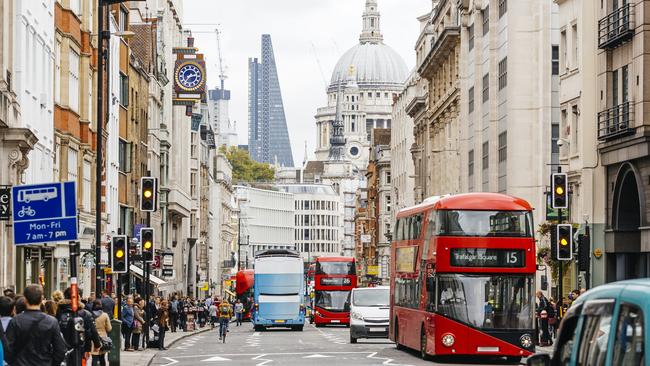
[{"x1": 12, "y1": 182, "x2": 78, "y2": 245}]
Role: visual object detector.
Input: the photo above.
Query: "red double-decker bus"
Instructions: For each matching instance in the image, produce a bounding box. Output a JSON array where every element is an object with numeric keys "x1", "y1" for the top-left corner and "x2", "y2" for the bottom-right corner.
[
  {"x1": 236, "y1": 269, "x2": 254, "y2": 321},
  {"x1": 313, "y1": 256, "x2": 357, "y2": 326},
  {"x1": 390, "y1": 193, "x2": 536, "y2": 362}
]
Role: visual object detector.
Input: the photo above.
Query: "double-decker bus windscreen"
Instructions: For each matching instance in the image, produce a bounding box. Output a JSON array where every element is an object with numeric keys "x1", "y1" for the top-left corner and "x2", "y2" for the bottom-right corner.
[
  {"x1": 435, "y1": 274, "x2": 534, "y2": 330},
  {"x1": 316, "y1": 261, "x2": 356, "y2": 275},
  {"x1": 438, "y1": 210, "x2": 533, "y2": 237},
  {"x1": 315, "y1": 290, "x2": 351, "y2": 312}
]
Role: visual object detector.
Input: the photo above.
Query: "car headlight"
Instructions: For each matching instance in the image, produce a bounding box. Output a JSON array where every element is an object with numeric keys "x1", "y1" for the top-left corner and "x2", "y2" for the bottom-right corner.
[
  {"x1": 350, "y1": 311, "x2": 364, "y2": 321},
  {"x1": 520, "y1": 334, "x2": 533, "y2": 348},
  {"x1": 441, "y1": 333, "x2": 455, "y2": 347}
]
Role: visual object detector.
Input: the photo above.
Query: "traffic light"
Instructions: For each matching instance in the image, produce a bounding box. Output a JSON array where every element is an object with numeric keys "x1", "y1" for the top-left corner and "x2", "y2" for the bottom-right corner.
[
  {"x1": 578, "y1": 234, "x2": 590, "y2": 271},
  {"x1": 140, "y1": 227, "x2": 154, "y2": 262},
  {"x1": 551, "y1": 173, "x2": 568, "y2": 209},
  {"x1": 140, "y1": 177, "x2": 158, "y2": 212},
  {"x1": 111, "y1": 235, "x2": 128, "y2": 273},
  {"x1": 556, "y1": 224, "x2": 573, "y2": 261}
]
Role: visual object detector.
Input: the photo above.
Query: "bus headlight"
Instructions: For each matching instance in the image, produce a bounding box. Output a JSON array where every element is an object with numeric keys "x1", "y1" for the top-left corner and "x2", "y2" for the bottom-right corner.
[
  {"x1": 350, "y1": 311, "x2": 364, "y2": 321},
  {"x1": 441, "y1": 333, "x2": 455, "y2": 347},
  {"x1": 520, "y1": 334, "x2": 533, "y2": 348}
]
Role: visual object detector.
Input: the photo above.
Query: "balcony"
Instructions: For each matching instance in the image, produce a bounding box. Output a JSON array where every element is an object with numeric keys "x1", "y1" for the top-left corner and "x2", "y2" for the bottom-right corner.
[
  {"x1": 599, "y1": 4, "x2": 634, "y2": 49},
  {"x1": 598, "y1": 102, "x2": 634, "y2": 141},
  {"x1": 418, "y1": 27, "x2": 460, "y2": 79}
]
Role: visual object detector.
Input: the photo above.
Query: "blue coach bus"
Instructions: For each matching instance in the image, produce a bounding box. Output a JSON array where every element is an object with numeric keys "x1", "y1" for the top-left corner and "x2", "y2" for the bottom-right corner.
[{"x1": 252, "y1": 249, "x2": 305, "y2": 331}]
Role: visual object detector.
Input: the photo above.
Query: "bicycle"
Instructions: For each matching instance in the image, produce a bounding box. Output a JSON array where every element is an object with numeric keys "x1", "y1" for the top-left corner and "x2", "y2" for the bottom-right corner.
[{"x1": 218, "y1": 318, "x2": 229, "y2": 343}]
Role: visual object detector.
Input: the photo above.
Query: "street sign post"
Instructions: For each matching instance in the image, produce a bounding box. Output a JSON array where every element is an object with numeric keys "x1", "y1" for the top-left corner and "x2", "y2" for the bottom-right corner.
[{"x1": 11, "y1": 182, "x2": 78, "y2": 245}]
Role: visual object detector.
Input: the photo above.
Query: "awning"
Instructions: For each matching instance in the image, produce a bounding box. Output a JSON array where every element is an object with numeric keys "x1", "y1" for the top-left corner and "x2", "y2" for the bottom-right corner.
[{"x1": 129, "y1": 265, "x2": 166, "y2": 286}]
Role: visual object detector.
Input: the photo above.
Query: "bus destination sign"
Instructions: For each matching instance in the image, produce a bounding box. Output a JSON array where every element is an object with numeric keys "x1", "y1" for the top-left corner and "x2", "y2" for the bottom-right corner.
[
  {"x1": 450, "y1": 248, "x2": 524, "y2": 268},
  {"x1": 320, "y1": 277, "x2": 352, "y2": 286}
]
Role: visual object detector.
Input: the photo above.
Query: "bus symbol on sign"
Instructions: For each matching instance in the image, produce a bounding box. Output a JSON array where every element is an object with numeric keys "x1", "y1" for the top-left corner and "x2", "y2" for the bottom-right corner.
[{"x1": 17, "y1": 187, "x2": 57, "y2": 203}]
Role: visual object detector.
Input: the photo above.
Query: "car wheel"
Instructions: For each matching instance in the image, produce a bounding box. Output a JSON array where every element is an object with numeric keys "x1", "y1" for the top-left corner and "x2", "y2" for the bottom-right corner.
[
  {"x1": 350, "y1": 335, "x2": 357, "y2": 344},
  {"x1": 297, "y1": 325, "x2": 304, "y2": 331},
  {"x1": 506, "y1": 356, "x2": 522, "y2": 364},
  {"x1": 254, "y1": 325, "x2": 263, "y2": 331}
]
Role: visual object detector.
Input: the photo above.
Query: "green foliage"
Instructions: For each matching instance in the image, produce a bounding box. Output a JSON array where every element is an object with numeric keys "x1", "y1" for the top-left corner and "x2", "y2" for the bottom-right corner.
[{"x1": 220, "y1": 146, "x2": 275, "y2": 183}]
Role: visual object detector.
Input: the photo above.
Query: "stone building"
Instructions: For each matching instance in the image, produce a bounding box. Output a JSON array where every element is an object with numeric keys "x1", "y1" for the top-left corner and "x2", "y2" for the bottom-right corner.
[{"x1": 390, "y1": 71, "x2": 416, "y2": 217}]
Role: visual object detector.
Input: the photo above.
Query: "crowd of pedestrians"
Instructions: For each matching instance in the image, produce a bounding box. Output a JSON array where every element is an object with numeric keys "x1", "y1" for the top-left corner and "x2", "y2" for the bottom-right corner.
[{"x1": 536, "y1": 288, "x2": 585, "y2": 346}]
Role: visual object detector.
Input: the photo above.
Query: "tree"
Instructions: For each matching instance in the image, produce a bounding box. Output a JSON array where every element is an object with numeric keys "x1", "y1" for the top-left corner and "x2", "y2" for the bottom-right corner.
[{"x1": 220, "y1": 146, "x2": 275, "y2": 183}]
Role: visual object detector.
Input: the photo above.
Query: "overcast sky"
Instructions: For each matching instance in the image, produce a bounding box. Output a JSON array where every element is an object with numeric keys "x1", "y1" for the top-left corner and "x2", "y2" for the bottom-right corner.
[{"x1": 183, "y1": 0, "x2": 430, "y2": 166}]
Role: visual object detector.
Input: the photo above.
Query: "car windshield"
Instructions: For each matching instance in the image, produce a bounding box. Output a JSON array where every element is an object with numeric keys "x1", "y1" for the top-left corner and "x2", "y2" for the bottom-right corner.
[
  {"x1": 438, "y1": 210, "x2": 533, "y2": 237},
  {"x1": 353, "y1": 289, "x2": 389, "y2": 307},
  {"x1": 435, "y1": 274, "x2": 534, "y2": 330},
  {"x1": 315, "y1": 290, "x2": 351, "y2": 312},
  {"x1": 316, "y1": 261, "x2": 356, "y2": 275}
]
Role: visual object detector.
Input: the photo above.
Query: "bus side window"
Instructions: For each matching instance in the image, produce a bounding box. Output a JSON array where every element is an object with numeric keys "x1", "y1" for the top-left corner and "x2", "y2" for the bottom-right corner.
[{"x1": 426, "y1": 275, "x2": 436, "y2": 312}]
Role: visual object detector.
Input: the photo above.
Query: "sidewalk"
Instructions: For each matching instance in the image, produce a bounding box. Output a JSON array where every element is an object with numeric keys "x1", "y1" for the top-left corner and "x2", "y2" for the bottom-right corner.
[{"x1": 119, "y1": 327, "x2": 212, "y2": 366}]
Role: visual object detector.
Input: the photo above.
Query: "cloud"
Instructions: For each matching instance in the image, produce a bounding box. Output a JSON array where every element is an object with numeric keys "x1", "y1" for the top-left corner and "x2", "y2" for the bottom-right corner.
[{"x1": 183, "y1": 0, "x2": 430, "y2": 165}]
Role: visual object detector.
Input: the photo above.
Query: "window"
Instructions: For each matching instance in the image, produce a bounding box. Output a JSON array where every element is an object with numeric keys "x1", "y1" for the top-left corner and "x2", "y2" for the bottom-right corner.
[
  {"x1": 386, "y1": 195, "x2": 391, "y2": 212},
  {"x1": 622, "y1": 65, "x2": 629, "y2": 103},
  {"x1": 482, "y1": 141, "x2": 489, "y2": 170},
  {"x1": 498, "y1": 132, "x2": 507, "y2": 162},
  {"x1": 572, "y1": 23, "x2": 578, "y2": 68},
  {"x1": 612, "y1": 304, "x2": 644, "y2": 366},
  {"x1": 190, "y1": 172, "x2": 197, "y2": 197},
  {"x1": 67, "y1": 148, "x2": 78, "y2": 182},
  {"x1": 468, "y1": 87, "x2": 475, "y2": 113},
  {"x1": 483, "y1": 6, "x2": 489, "y2": 35},
  {"x1": 468, "y1": 24, "x2": 474, "y2": 51},
  {"x1": 561, "y1": 30, "x2": 567, "y2": 72},
  {"x1": 119, "y1": 73, "x2": 129, "y2": 106},
  {"x1": 468, "y1": 150, "x2": 474, "y2": 176},
  {"x1": 118, "y1": 7, "x2": 127, "y2": 32},
  {"x1": 54, "y1": 40, "x2": 61, "y2": 103},
  {"x1": 571, "y1": 106, "x2": 578, "y2": 153},
  {"x1": 386, "y1": 171, "x2": 391, "y2": 184},
  {"x1": 118, "y1": 139, "x2": 131, "y2": 173},
  {"x1": 83, "y1": 160, "x2": 91, "y2": 211},
  {"x1": 393, "y1": 277, "x2": 419, "y2": 309},
  {"x1": 552, "y1": 45, "x2": 559, "y2": 75},
  {"x1": 69, "y1": 50, "x2": 80, "y2": 112},
  {"x1": 498, "y1": 58, "x2": 507, "y2": 90},
  {"x1": 577, "y1": 300, "x2": 614, "y2": 366},
  {"x1": 499, "y1": 0, "x2": 507, "y2": 18},
  {"x1": 612, "y1": 68, "x2": 619, "y2": 106},
  {"x1": 482, "y1": 73, "x2": 489, "y2": 102}
]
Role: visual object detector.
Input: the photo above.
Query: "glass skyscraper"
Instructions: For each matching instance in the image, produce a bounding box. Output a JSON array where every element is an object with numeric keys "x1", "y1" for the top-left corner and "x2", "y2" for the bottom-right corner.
[{"x1": 248, "y1": 34, "x2": 294, "y2": 167}]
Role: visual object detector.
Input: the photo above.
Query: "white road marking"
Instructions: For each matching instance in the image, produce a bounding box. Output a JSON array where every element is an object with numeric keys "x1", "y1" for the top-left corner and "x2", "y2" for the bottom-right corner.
[
  {"x1": 161, "y1": 357, "x2": 179, "y2": 366},
  {"x1": 252, "y1": 353, "x2": 273, "y2": 366},
  {"x1": 366, "y1": 351, "x2": 413, "y2": 366},
  {"x1": 303, "y1": 354, "x2": 334, "y2": 358},
  {"x1": 201, "y1": 356, "x2": 232, "y2": 362}
]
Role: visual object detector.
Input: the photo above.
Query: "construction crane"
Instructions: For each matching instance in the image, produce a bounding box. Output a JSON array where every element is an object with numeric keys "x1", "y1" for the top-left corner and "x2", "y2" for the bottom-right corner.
[{"x1": 215, "y1": 28, "x2": 228, "y2": 90}]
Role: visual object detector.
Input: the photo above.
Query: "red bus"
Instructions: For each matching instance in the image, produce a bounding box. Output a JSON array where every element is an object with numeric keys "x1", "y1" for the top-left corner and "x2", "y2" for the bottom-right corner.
[
  {"x1": 313, "y1": 256, "x2": 357, "y2": 326},
  {"x1": 390, "y1": 193, "x2": 536, "y2": 362},
  {"x1": 236, "y1": 269, "x2": 254, "y2": 321}
]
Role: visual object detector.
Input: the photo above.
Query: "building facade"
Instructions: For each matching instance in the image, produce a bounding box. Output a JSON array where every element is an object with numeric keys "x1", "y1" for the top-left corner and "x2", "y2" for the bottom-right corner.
[
  {"x1": 247, "y1": 34, "x2": 294, "y2": 167},
  {"x1": 208, "y1": 86, "x2": 237, "y2": 148},
  {"x1": 390, "y1": 71, "x2": 416, "y2": 218},
  {"x1": 457, "y1": 0, "x2": 558, "y2": 227},
  {"x1": 276, "y1": 184, "x2": 341, "y2": 263}
]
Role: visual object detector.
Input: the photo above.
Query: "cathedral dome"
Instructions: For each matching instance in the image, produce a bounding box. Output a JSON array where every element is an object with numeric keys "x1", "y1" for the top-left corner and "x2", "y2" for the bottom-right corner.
[{"x1": 329, "y1": 42, "x2": 408, "y2": 90}]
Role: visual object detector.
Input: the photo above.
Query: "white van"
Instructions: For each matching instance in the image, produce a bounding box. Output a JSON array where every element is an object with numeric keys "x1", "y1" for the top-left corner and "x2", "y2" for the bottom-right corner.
[{"x1": 349, "y1": 286, "x2": 390, "y2": 343}]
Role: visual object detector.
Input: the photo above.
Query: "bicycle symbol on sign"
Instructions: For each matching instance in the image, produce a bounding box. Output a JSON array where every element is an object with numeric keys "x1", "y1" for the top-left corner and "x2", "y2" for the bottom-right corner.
[{"x1": 17, "y1": 206, "x2": 36, "y2": 218}]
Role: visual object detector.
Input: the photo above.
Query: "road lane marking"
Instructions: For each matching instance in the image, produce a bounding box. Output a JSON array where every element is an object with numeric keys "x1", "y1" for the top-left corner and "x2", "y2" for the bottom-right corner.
[
  {"x1": 252, "y1": 353, "x2": 273, "y2": 366},
  {"x1": 303, "y1": 354, "x2": 334, "y2": 358},
  {"x1": 161, "y1": 357, "x2": 179, "y2": 366},
  {"x1": 201, "y1": 356, "x2": 232, "y2": 362},
  {"x1": 366, "y1": 351, "x2": 413, "y2": 366}
]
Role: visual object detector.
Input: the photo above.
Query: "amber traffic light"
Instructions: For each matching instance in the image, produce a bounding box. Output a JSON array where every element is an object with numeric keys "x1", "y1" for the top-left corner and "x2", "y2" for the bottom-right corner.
[
  {"x1": 140, "y1": 177, "x2": 158, "y2": 212},
  {"x1": 551, "y1": 173, "x2": 568, "y2": 209},
  {"x1": 140, "y1": 227, "x2": 154, "y2": 262},
  {"x1": 111, "y1": 235, "x2": 128, "y2": 273},
  {"x1": 556, "y1": 224, "x2": 573, "y2": 261}
]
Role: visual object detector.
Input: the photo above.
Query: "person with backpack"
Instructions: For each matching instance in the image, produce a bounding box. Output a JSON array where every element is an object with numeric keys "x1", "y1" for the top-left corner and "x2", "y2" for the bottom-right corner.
[
  {"x1": 90, "y1": 299, "x2": 112, "y2": 366},
  {"x1": 57, "y1": 287, "x2": 101, "y2": 365},
  {"x1": 5, "y1": 284, "x2": 66, "y2": 366},
  {"x1": 217, "y1": 298, "x2": 233, "y2": 341},
  {"x1": 536, "y1": 291, "x2": 552, "y2": 346}
]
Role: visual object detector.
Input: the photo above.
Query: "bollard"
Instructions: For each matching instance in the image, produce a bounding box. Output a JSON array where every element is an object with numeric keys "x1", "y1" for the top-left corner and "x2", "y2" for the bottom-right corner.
[{"x1": 108, "y1": 319, "x2": 122, "y2": 366}]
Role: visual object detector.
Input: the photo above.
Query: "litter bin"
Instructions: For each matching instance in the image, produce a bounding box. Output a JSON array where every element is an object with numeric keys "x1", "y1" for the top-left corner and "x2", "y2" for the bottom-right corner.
[{"x1": 108, "y1": 319, "x2": 122, "y2": 366}]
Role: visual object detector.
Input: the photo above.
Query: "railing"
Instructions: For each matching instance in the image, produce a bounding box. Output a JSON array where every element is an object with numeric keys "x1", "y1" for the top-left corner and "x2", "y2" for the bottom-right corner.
[
  {"x1": 598, "y1": 4, "x2": 634, "y2": 49},
  {"x1": 598, "y1": 102, "x2": 633, "y2": 140}
]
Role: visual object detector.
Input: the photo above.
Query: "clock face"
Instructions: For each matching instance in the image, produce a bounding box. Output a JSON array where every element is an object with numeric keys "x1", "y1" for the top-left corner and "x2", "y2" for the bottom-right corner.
[{"x1": 177, "y1": 64, "x2": 203, "y2": 90}]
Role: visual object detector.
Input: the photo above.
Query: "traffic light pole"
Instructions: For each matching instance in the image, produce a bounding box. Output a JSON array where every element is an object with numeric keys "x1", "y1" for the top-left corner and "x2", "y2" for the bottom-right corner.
[
  {"x1": 558, "y1": 208, "x2": 563, "y2": 317},
  {"x1": 145, "y1": 211, "x2": 151, "y2": 347}
]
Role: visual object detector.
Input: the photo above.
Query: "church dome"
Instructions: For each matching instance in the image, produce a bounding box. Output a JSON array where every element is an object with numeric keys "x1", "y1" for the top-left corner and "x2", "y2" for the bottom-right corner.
[{"x1": 329, "y1": 42, "x2": 408, "y2": 90}]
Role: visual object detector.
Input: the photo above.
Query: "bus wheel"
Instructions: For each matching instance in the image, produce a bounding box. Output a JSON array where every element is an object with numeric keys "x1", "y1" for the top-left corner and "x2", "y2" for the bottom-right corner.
[
  {"x1": 315, "y1": 323, "x2": 323, "y2": 328},
  {"x1": 395, "y1": 319, "x2": 405, "y2": 350},
  {"x1": 420, "y1": 328, "x2": 431, "y2": 360}
]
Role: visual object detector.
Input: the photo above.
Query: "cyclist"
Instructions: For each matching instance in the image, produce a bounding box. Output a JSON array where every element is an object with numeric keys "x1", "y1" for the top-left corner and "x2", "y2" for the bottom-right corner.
[{"x1": 217, "y1": 297, "x2": 233, "y2": 341}]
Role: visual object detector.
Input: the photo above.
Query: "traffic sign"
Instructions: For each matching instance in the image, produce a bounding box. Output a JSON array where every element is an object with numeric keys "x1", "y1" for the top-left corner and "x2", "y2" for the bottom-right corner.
[{"x1": 12, "y1": 182, "x2": 78, "y2": 245}]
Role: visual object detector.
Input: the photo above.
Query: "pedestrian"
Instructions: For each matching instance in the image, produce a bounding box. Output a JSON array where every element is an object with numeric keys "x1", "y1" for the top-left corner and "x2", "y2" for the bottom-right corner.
[
  {"x1": 57, "y1": 287, "x2": 101, "y2": 365},
  {"x1": 548, "y1": 297, "x2": 558, "y2": 340},
  {"x1": 132, "y1": 298, "x2": 145, "y2": 351},
  {"x1": 157, "y1": 300, "x2": 170, "y2": 350},
  {"x1": 169, "y1": 296, "x2": 179, "y2": 332},
  {"x1": 13, "y1": 296, "x2": 26, "y2": 314},
  {"x1": 209, "y1": 301, "x2": 218, "y2": 328},
  {"x1": 52, "y1": 290, "x2": 63, "y2": 304},
  {"x1": 100, "y1": 290, "x2": 115, "y2": 319},
  {"x1": 217, "y1": 297, "x2": 233, "y2": 341},
  {"x1": 2, "y1": 289, "x2": 14, "y2": 300},
  {"x1": 234, "y1": 299, "x2": 244, "y2": 326},
  {"x1": 5, "y1": 284, "x2": 66, "y2": 365},
  {"x1": 43, "y1": 299, "x2": 57, "y2": 317},
  {"x1": 0, "y1": 296, "x2": 14, "y2": 332},
  {"x1": 90, "y1": 299, "x2": 112, "y2": 366},
  {"x1": 536, "y1": 291, "x2": 551, "y2": 346},
  {"x1": 121, "y1": 296, "x2": 135, "y2": 351}
]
